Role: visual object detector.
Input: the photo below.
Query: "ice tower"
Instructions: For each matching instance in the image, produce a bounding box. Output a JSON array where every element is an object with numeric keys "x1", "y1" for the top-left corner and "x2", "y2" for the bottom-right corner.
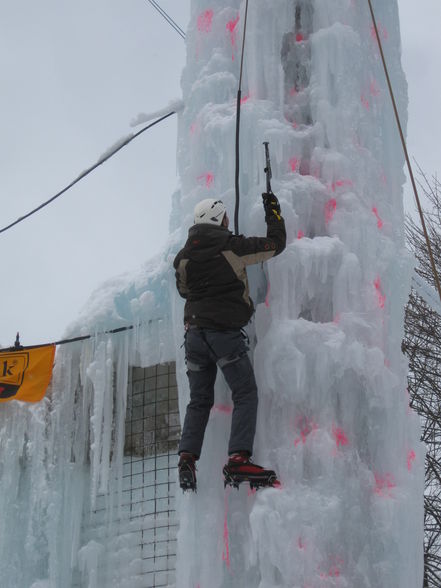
[
  {"x1": 173, "y1": 1, "x2": 424, "y2": 587},
  {"x1": 0, "y1": 1, "x2": 425, "y2": 587}
]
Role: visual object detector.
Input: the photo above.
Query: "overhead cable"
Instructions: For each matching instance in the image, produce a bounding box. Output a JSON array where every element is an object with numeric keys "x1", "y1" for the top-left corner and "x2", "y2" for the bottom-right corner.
[
  {"x1": 367, "y1": 0, "x2": 441, "y2": 304},
  {"x1": 0, "y1": 319, "x2": 165, "y2": 352},
  {"x1": 0, "y1": 111, "x2": 176, "y2": 236},
  {"x1": 146, "y1": 0, "x2": 186, "y2": 39}
]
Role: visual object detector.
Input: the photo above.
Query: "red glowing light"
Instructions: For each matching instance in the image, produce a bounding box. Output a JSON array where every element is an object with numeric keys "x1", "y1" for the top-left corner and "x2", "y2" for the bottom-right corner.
[
  {"x1": 289, "y1": 86, "x2": 298, "y2": 97},
  {"x1": 296, "y1": 33, "x2": 304, "y2": 42},
  {"x1": 291, "y1": 120, "x2": 298, "y2": 129},
  {"x1": 372, "y1": 207, "x2": 383, "y2": 229},
  {"x1": 289, "y1": 157, "x2": 300, "y2": 172},
  {"x1": 297, "y1": 230, "x2": 305, "y2": 239},
  {"x1": 197, "y1": 173, "x2": 214, "y2": 188},
  {"x1": 332, "y1": 425, "x2": 349, "y2": 448},
  {"x1": 325, "y1": 198, "x2": 337, "y2": 224},
  {"x1": 240, "y1": 94, "x2": 250, "y2": 105},
  {"x1": 407, "y1": 450, "x2": 416, "y2": 471},
  {"x1": 198, "y1": 9, "x2": 214, "y2": 32},
  {"x1": 374, "y1": 277, "x2": 386, "y2": 308},
  {"x1": 333, "y1": 313, "x2": 341, "y2": 324}
]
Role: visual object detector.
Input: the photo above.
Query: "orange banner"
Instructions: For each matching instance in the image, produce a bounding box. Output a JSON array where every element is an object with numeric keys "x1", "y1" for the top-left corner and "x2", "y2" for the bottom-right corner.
[{"x1": 0, "y1": 345, "x2": 55, "y2": 403}]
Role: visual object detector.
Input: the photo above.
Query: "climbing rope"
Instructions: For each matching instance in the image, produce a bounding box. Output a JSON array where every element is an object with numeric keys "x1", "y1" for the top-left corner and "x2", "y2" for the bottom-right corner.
[
  {"x1": 234, "y1": 0, "x2": 250, "y2": 235},
  {"x1": 367, "y1": 0, "x2": 441, "y2": 303}
]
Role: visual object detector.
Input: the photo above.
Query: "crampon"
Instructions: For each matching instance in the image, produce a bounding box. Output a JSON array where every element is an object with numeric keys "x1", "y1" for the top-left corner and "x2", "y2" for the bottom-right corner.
[
  {"x1": 223, "y1": 453, "x2": 280, "y2": 490},
  {"x1": 179, "y1": 453, "x2": 197, "y2": 492}
]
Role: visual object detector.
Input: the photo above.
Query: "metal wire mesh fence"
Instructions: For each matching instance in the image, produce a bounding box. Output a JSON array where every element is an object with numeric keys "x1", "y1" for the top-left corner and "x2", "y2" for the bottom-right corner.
[{"x1": 124, "y1": 362, "x2": 180, "y2": 587}]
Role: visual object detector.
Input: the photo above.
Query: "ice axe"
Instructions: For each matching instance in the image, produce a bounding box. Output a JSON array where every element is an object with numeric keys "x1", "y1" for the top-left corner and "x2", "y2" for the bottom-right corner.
[
  {"x1": 262, "y1": 142, "x2": 281, "y2": 220},
  {"x1": 263, "y1": 141, "x2": 274, "y2": 195}
]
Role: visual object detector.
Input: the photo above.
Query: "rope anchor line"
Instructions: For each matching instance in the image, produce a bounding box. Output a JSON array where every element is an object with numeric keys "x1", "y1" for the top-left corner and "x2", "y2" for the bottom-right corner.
[
  {"x1": 234, "y1": 0, "x2": 250, "y2": 236},
  {"x1": 367, "y1": 0, "x2": 441, "y2": 304}
]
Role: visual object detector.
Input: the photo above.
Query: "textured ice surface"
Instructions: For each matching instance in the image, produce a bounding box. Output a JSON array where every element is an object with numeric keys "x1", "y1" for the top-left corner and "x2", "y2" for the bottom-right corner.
[
  {"x1": 0, "y1": 1, "x2": 424, "y2": 587},
  {"x1": 174, "y1": 1, "x2": 424, "y2": 587}
]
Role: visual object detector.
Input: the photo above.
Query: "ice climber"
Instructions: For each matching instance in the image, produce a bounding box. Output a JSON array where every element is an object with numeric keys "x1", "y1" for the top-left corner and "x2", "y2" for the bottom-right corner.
[{"x1": 173, "y1": 194, "x2": 286, "y2": 491}]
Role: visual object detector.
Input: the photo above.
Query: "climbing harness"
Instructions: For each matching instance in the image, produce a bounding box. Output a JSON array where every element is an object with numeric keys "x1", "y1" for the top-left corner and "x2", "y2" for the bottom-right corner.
[{"x1": 234, "y1": 0, "x2": 250, "y2": 235}]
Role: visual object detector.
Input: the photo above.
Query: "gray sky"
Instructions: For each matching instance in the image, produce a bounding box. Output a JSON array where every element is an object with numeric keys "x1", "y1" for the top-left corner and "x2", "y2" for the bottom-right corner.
[{"x1": 0, "y1": 0, "x2": 439, "y2": 347}]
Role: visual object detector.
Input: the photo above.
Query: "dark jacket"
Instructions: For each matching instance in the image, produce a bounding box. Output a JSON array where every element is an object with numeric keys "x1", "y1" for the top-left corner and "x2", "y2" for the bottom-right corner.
[{"x1": 173, "y1": 216, "x2": 286, "y2": 329}]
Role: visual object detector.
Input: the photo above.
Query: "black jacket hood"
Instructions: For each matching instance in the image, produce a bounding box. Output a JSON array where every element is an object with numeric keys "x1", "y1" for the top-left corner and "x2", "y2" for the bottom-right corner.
[{"x1": 184, "y1": 224, "x2": 232, "y2": 262}]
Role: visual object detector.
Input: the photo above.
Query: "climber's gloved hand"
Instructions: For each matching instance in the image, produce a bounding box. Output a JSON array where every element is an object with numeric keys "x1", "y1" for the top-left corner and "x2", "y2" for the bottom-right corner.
[{"x1": 262, "y1": 192, "x2": 281, "y2": 221}]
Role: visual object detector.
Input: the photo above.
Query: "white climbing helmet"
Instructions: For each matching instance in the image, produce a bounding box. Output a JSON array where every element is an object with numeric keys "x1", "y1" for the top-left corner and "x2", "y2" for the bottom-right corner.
[{"x1": 194, "y1": 198, "x2": 227, "y2": 226}]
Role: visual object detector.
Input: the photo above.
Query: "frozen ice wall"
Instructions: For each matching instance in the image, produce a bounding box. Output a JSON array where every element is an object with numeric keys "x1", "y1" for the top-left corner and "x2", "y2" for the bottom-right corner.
[
  {"x1": 0, "y1": 1, "x2": 425, "y2": 586},
  {"x1": 0, "y1": 255, "x2": 176, "y2": 587},
  {"x1": 173, "y1": 1, "x2": 424, "y2": 587}
]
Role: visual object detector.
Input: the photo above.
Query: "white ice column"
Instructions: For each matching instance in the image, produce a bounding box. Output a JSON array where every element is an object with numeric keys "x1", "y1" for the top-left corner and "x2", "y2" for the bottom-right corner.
[{"x1": 173, "y1": 1, "x2": 424, "y2": 587}]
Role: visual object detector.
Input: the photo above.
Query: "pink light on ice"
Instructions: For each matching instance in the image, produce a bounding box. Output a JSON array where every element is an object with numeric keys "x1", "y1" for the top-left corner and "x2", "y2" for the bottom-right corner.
[
  {"x1": 319, "y1": 556, "x2": 344, "y2": 580},
  {"x1": 407, "y1": 450, "x2": 416, "y2": 471},
  {"x1": 374, "y1": 473, "x2": 396, "y2": 496},
  {"x1": 325, "y1": 198, "x2": 337, "y2": 224},
  {"x1": 372, "y1": 207, "x2": 384, "y2": 229},
  {"x1": 374, "y1": 277, "x2": 386, "y2": 308},
  {"x1": 190, "y1": 121, "x2": 198, "y2": 135},
  {"x1": 222, "y1": 488, "x2": 231, "y2": 568},
  {"x1": 198, "y1": 9, "x2": 214, "y2": 33},
  {"x1": 197, "y1": 172, "x2": 214, "y2": 188},
  {"x1": 226, "y1": 14, "x2": 240, "y2": 59},
  {"x1": 370, "y1": 23, "x2": 389, "y2": 41},
  {"x1": 289, "y1": 157, "x2": 300, "y2": 172},
  {"x1": 332, "y1": 425, "x2": 349, "y2": 448},
  {"x1": 297, "y1": 230, "x2": 305, "y2": 239},
  {"x1": 293, "y1": 416, "x2": 319, "y2": 447},
  {"x1": 330, "y1": 179, "x2": 353, "y2": 192}
]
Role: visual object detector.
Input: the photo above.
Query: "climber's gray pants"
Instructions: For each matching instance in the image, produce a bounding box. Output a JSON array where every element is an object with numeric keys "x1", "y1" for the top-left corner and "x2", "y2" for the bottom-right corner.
[{"x1": 178, "y1": 327, "x2": 258, "y2": 458}]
